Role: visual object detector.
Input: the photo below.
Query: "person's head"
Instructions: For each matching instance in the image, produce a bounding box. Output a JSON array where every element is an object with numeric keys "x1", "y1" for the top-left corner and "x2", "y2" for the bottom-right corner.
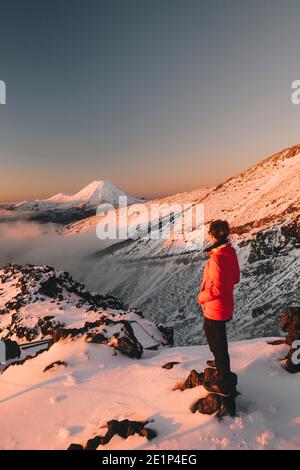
[{"x1": 208, "y1": 220, "x2": 230, "y2": 243}]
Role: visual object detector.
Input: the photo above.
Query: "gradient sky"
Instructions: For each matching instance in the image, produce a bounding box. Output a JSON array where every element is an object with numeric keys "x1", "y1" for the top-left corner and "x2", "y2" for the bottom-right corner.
[{"x1": 1, "y1": 0, "x2": 300, "y2": 202}]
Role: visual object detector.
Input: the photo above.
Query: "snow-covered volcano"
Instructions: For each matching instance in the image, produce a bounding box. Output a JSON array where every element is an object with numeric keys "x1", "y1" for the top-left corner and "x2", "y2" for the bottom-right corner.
[
  {"x1": 68, "y1": 180, "x2": 141, "y2": 207},
  {"x1": 10, "y1": 180, "x2": 142, "y2": 212}
]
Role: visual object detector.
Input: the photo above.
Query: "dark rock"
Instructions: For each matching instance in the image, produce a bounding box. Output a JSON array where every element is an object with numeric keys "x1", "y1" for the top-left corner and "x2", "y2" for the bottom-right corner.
[
  {"x1": 162, "y1": 361, "x2": 180, "y2": 370},
  {"x1": 70, "y1": 419, "x2": 157, "y2": 450},
  {"x1": 98, "y1": 419, "x2": 157, "y2": 444},
  {"x1": 85, "y1": 436, "x2": 102, "y2": 450},
  {"x1": 114, "y1": 336, "x2": 143, "y2": 359},
  {"x1": 267, "y1": 339, "x2": 286, "y2": 345},
  {"x1": 86, "y1": 332, "x2": 107, "y2": 344},
  {"x1": 189, "y1": 367, "x2": 239, "y2": 417},
  {"x1": 279, "y1": 306, "x2": 300, "y2": 373},
  {"x1": 67, "y1": 443, "x2": 85, "y2": 450},
  {"x1": 43, "y1": 360, "x2": 67, "y2": 372},
  {"x1": 191, "y1": 391, "x2": 239, "y2": 417},
  {"x1": 156, "y1": 324, "x2": 174, "y2": 346},
  {"x1": 39, "y1": 276, "x2": 63, "y2": 298},
  {"x1": 175, "y1": 369, "x2": 204, "y2": 391}
]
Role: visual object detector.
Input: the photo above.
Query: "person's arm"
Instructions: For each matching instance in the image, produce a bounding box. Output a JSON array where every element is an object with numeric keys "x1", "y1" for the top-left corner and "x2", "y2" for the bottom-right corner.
[
  {"x1": 198, "y1": 256, "x2": 222, "y2": 304},
  {"x1": 234, "y1": 256, "x2": 240, "y2": 285}
]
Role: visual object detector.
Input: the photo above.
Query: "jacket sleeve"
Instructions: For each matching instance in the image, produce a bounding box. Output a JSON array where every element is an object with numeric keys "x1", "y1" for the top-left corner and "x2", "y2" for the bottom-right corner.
[
  {"x1": 233, "y1": 255, "x2": 240, "y2": 285},
  {"x1": 198, "y1": 256, "x2": 222, "y2": 304}
]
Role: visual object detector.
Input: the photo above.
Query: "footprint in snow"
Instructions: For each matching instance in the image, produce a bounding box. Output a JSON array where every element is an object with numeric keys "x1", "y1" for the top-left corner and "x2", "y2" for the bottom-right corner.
[
  {"x1": 48, "y1": 394, "x2": 68, "y2": 405},
  {"x1": 61, "y1": 373, "x2": 77, "y2": 387}
]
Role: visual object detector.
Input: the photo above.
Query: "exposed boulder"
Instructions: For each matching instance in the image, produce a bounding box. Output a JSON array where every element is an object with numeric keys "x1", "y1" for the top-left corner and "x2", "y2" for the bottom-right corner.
[
  {"x1": 67, "y1": 419, "x2": 157, "y2": 450},
  {"x1": 279, "y1": 306, "x2": 300, "y2": 373},
  {"x1": 67, "y1": 443, "x2": 85, "y2": 450},
  {"x1": 280, "y1": 306, "x2": 300, "y2": 345},
  {"x1": 174, "y1": 366, "x2": 239, "y2": 416},
  {"x1": 43, "y1": 360, "x2": 67, "y2": 372},
  {"x1": 162, "y1": 361, "x2": 180, "y2": 370},
  {"x1": 191, "y1": 368, "x2": 239, "y2": 417},
  {"x1": 173, "y1": 369, "x2": 204, "y2": 391},
  {"x1": 191, "y1": 391, "x2": 239, "y2": 418}
]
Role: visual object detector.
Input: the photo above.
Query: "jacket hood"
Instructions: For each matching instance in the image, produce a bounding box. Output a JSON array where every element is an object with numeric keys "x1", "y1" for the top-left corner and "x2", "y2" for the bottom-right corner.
[{"x1": 203, "y1": 238, "x2": 229, "y2": 253}]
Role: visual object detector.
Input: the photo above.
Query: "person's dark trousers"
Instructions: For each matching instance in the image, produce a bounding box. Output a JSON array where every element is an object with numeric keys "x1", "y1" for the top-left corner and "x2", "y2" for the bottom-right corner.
[{"x1": 203, "y1": 317, "x2": 231, "y2": 393}]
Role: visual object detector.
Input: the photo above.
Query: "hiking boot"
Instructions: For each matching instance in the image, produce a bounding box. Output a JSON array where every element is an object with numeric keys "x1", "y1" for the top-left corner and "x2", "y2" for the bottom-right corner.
[
  {"x1": 203, "y1": 382, "x2": 231, "y2": 397},
  {"x1": 203, "y1": 371, "x2": 238, "y2": 397},
  {"x1": 206, "y1": 360, "x2": 216, "y2": 369}
]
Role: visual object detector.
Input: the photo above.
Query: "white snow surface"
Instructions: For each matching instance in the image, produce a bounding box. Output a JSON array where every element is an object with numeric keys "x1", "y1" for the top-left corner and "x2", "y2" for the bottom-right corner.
[{"x1": 0, "y1": 337, "x2": 299, "y2": 450}]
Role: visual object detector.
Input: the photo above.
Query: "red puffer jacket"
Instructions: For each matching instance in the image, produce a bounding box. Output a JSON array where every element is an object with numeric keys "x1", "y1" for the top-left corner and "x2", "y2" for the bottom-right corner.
[{"x1": 198, "y1": 242, "x2": 240, "y2": 321}]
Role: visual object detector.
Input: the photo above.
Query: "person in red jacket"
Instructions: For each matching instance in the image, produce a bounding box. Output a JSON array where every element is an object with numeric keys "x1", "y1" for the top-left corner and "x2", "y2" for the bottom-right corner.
[{"x1": 198, "y1": 220, "x2": 240, "y2": 396}]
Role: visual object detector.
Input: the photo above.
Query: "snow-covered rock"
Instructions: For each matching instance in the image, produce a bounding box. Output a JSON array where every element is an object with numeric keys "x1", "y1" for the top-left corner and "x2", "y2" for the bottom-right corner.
[{"x1": 0, "y1": 263, "x2": 170, "y2": 358}]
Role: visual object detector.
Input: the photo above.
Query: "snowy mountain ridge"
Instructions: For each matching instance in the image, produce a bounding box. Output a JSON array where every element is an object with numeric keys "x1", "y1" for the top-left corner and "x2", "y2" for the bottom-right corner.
[{"x1": 0, "y1": 263, "x2": 169, "y2": 356}]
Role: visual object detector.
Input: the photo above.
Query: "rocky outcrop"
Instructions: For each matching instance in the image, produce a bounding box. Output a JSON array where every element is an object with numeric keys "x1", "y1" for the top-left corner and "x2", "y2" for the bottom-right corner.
[
  {"x1": 279, "y1": 306, "x2": 300, "y2": 373},
  {"x1": 191, "y1": 391, "x2": 239, "y2": 418},
  {"x1": 0, "y1": 263, "x2": 128, "y2": 317},
  {"x1": 0, "y1": 263, "x2": 169, "y2": 361},
  {"x1": 173, "y1": 369, "x2": 204, "y2": 391},
  {"x1": 176, "y1": 367, "x2": 239, "y2": 417},
  {"x1": 67, "y1": 419, "x2": 157, "y2": 450},
  {"x1": 156, "y1": 324, "x2": 174, "y2": 346}
]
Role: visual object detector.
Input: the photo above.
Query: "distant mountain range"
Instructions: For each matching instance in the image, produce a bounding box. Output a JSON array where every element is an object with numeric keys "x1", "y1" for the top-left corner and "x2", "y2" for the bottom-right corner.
[{"x1": 1, "y1": 180, "x2": 143, "y2": 224}]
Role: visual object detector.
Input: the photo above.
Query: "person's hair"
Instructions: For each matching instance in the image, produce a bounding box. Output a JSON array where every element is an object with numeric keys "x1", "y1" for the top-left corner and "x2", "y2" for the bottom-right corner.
[{"x1": 208, "y1": 220, "x2": 230, "y2": 241}]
